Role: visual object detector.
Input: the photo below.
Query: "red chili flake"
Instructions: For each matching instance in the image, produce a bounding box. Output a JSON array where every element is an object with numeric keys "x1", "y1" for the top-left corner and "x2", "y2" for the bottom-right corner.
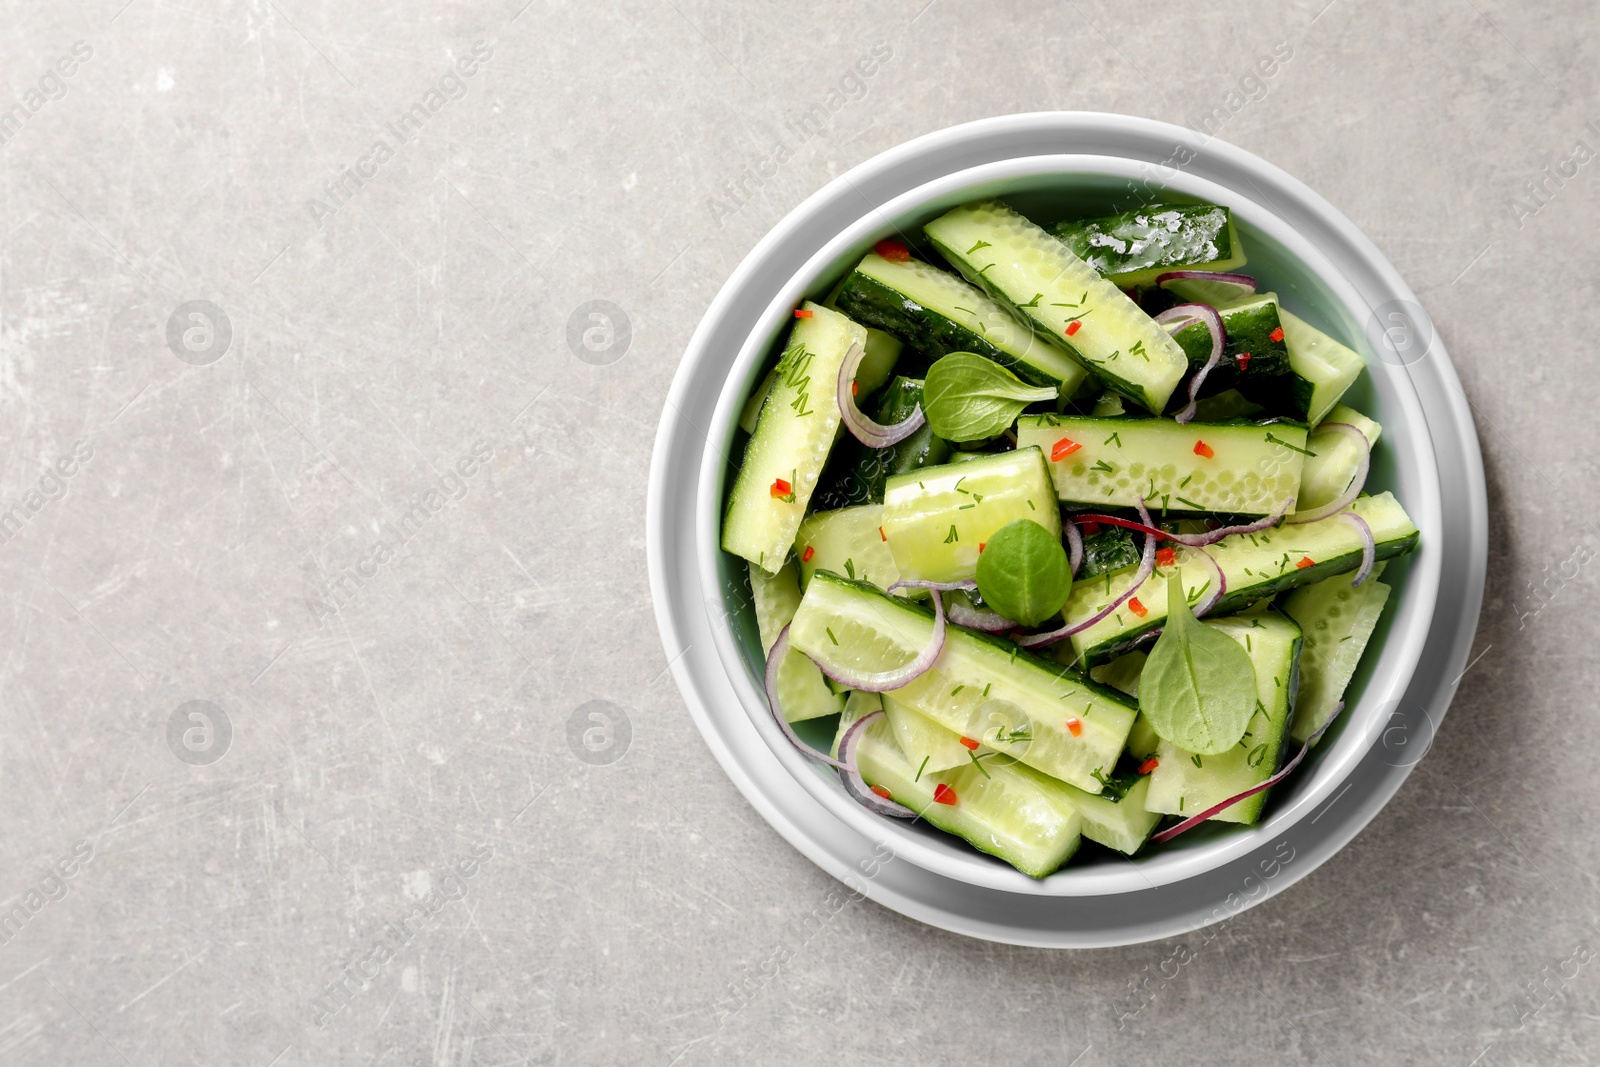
[
  {"x1": 1269, "y1": 326, "x2": 1285, "y2": 343},
  {"x1": 878, "y1": 526, "x2": 887, "y2": 542},
  {"x1": 933, "y1": 783, "x2": 958, "y2": 805},
  {"x1": 959, "y1": 736, "x2": 980, "y2": 751},
  {"x1": 1128, "y1": 597, "x2": 1148, "y2": 618},
  {"x1": 1236, "y1": 352, "x2": 1252, "y2": 370},
  {"x1": 1065, "y1": 717, "x2": 1083, "y2": 737},
  {"x1": 770, "y1": 478, "x2": 792, "y2": 498},
  {"x1": 874, "y1": 239, "x2": 910, "y2": 263},
  {"x1": 793, "y1": 308, "x2": 814, "y2": 319},
  {"x1": 1051, "y1": 437, "x2": 1082, "y2": 462},
  {"x1": 978, "y1": 542, "x2": 986, "y2": 553},
  {"x1": 801, "y1": 545, "x2": 815, "y2": 562},
  {"x1": 870, "y1": 785, "x2": 893, "y2": 800},
  {"x1": 1065, "y1": 320, "x2": 1082, "y2": 337},
  {"x1": 1080, "y1": 521, "x2": 1102, "y2": 536},
  {"x1": 1296, "y1": 556, "x2": 1316, "y2": 570},
  {"x1": 1193, "y1": 440, "x2": 1215, "y2": 459},
  {"x1": 851, "y1": 380, "x2": 858, "y2": 396},
  {"x1": 1138, "y1": 758, "x2": 1159, "y2": 775},
  {"x1": 1156, "y1": 547, "x2": 1177, "y2": 567}
]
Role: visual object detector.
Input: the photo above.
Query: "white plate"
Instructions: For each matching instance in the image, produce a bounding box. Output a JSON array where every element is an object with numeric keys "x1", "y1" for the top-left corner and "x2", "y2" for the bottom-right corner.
[{"x1": 647, "y1": 113, "x2": 1486, "y2": 947}]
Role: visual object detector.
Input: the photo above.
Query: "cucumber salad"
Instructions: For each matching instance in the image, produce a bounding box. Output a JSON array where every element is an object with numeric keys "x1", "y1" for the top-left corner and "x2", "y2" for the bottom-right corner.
[{"x1": 722, "y1": 197, "x2": 1418, "y2": 878}]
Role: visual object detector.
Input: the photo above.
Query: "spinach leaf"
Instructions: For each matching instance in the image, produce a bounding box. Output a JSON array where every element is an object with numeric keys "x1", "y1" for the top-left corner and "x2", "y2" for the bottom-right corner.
[
  {"x1": 1138, "y1": 573, "x2": 1256, "y2": 754},
  {"x1": 923, "y1": 352, "x2": 1057, "y2": 442},
  {"x1": 974, "y1": 519, "x2": 1072, "y2": 627}
]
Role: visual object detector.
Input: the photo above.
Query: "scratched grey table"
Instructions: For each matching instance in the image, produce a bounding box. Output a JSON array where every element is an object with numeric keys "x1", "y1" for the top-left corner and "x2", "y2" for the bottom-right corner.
[{"x1": 0, "y1": 1, "x2": 1594, "y2": 1064}]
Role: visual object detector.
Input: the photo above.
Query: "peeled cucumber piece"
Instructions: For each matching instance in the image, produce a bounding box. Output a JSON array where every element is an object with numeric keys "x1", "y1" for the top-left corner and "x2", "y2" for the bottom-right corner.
[
  {"x1": 883, "y1": 695, "x2": 972, "y2": 775},
  {"x1": 796, "y1": 505, "x2": 901, "y2": 593},
  {"x1": 853, "y1": 712, "x2": 1084, "y2": 878},
  {"x1": 1295, "y1": 404, "x2": 1382, "y2": 517},
  {"x1": 831, "y1": 690, "x2": 882, "y2": 760},
  {"x1": 1282, "y1": 567, "x2": 1392, "y2": 743},
  {"x1": 723, "y1": 303, "x2": 868, "y2": 573},
  {"x1": 748, "y1": 562, "x2": 845, "y2": 723}
]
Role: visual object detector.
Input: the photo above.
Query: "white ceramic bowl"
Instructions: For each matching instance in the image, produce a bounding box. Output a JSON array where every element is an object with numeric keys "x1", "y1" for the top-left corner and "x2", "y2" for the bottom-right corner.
[{"x1": 648, "y1": 113, "x2": 1486, "y2": 946}]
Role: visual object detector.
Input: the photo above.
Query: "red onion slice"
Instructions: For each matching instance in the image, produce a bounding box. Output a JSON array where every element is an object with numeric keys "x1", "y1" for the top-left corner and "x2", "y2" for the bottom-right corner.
[
  {"x1": 765, "y1": 625, "x2": 846, "y2": 771},
  {"x1": 1339, "y1": 512, "x2": 1376, "y2": 586},
  {"x1": 1154, "y1": 270, "x2": 1257, "y2": 293},
  {"x1": 837, "y1": 341, "x2": 926, "y2": 448},
  {"x1": 809, "y1": 589, "x2": 946, "y2": 692},
  {"x1": 1017, "y1": 499, "x2": 1157, "y2": 649},
  {"x1": 836, "y1": 709, "x2": 918, "y2": 818},
  {"x1": 946, "y1": 596, "x2": 1016, "y2": 633},
  {"x1": 1154, "y1": 303, "x2": 1224, "y2": 425},
  {"x1": 1286, "y1": 423, "x2": 1372, "y2": 525},
  {"x1": 1191, "y1": 548, "x2": 1227, "y2": 617},
  {"x1": 1150, "y1": 701, "x2": 1346, "y2": 845},
  {"x1": 1072, "y1": 499, "x2": 1292, "y2": 548},
  {"x1": 1064, "y1": 520, "x2": 1084, "y2": 578}
]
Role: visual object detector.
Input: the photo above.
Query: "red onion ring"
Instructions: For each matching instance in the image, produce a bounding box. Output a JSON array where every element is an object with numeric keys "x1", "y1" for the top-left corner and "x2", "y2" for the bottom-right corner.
[
  {"x1": 1154, "y1": 303, "x2": 1224, "y2": 424},
  {"x1": 1192, "y1": 548, "x2": 1227, "y2": 617},
  {"x1": 1072, "y1": 499, "x2": 1292, "y2": 548},
  {"x1": 808, "y1": 589, "x2": 946, "y2": 692},
  {"x1": 1016, "y1": 499, "x2": 1157, "y2": 649},
  {"x1": 946, "y1": 596, "x2": 1016, "y2": 633},
  {"x1": 836, "y1": 709, "x2": 918, "y2": 818},
  {"x1": 1339, "y1": 512, "x2": 1376, "y2": 586},
  {"x1": 1150, "y1": 701, "x2": 1346, "y2": 845},
  {"x1": 765, "y1": 625, "x2": 846, "y2": 771},
  {"x1": 1064, "y1": 520, "x2": 1084, "y2": 578},
  {"x1": 1155, "y1": 270, "x2": 1257, "y2": 293},
  {"x1": 837, "y1": 340, "x2": 926, "y2": 448},
  {"x1": 1286, "y1": 423, "x2": 1372, "y2": 525}
]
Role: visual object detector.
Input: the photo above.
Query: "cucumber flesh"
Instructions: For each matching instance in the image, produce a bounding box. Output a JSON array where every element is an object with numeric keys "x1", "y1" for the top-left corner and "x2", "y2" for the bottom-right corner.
[
  {"x1": 789, "y1": 572, "x2": 1138, "y2": 793},
  {"x1": 1088, "y1": 650, "x2": 1147, "y2": 699},
  {"x1": 882, "y1": 694, "x2": 972, "y2": 775},
  {"x1": 881, "y1": 447, "x2": 1060, "y2": 585},
  {"x1": 1282, "y1": 569, "x2": 1392, "y2": 743},
  {"x1": 854, "y1": 712, "x2": 1084, "y2": 878},
  {"x1": 1064, "y1": 772, "x2": 1162, "y2": 854},
  {"x1": 1296, "y1": 404, "x2": 1382, "y2": 517},
  {"x1": 1062, "y1": 492, "x2": 1418, "y2": 665},
  {"x1": 1144, "y1": 608, "x2": 1302, "y2": 824},
  {"x1": 1049, "y1": 205, "x2": 1244, "y2": 290},
  {"x1": 1189, "y1": 388, "x2": 1265, "y2": 422},
  {"x1": 723, "y1": 303, "x2": 868, "y2": 573},
  {"x1": 748, "y1": 562, "x2": 846, "y2": 722},
  {"x1": 834, "y1": 252, "x2": 1088, "y2": 394},
  {"x1": 796, "y1": 505, "x2": 901, "y2": 593},
  {"x1": 924, "y1": 200, "x2": 1190, "y2": 414},
  {"x1": 1017, "y1": 415, "x2": 1307, "y2": 516},
  {"x1": 831, "y1": 690, "x2": 881, "y2": 760}
]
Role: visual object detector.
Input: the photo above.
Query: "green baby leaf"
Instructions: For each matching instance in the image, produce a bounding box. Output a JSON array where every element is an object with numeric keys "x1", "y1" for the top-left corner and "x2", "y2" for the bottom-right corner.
[
  {"x1": 923, "y1": 352, "x2": 1057, "y2": 442},
  {"x1": 975, "y1": 519, "x2": 1072, "y2": 627},
  {"x1": 1138, "y1": 573, "x2": 1256, "y2": 754}
]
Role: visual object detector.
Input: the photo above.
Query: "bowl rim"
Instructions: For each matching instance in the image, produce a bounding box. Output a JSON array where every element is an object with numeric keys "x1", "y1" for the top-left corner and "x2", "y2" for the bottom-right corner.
[
  {"x1": 691, "y1": 153, "x2": 1441, "y2": 896},
  {"x1": 647, "y1": 112, "x2": 1485, "y2": 945}
]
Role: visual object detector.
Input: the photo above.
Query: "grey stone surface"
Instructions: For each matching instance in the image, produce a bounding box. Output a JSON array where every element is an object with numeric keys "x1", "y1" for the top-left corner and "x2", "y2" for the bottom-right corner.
[{"x1": 0, "y1": 0, "x2": 1594, "y2": 1063}]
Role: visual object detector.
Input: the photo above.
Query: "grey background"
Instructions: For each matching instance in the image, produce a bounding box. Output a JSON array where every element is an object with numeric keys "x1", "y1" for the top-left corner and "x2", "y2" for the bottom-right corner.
[{"x1": 0, "y1": 1, "x2": 1591, "y2": 1064}]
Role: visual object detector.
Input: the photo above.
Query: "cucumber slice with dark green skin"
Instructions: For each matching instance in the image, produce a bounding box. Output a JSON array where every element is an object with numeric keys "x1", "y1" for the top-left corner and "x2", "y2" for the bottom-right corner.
[
  {"x1": 796, "y1": 505, "x2": 901, "y2": 593},
  {"x1": 1145, "y1": 608, "x2": 1301, "y2": 824},
  {"x1": 723, "y1": 303, "x2": 868, "y2": 573},
  {"x1": 1282, "y1": 568, "x2": 1392, "y2": 743},
  {"x1": 924, "y1": 201, "x2": 1190, "y2": 415},
  {"x1": 1049, "y1": 204, "x2": 1244, "y2": 289},
  {"x1": 1063, "y1": 768, "x2": 1162, "y2": 854},
  {"x1": 1188, "y1": 388, "x2": 1265, "y2": 422},
  {"x1": 833, "y1": 252, "x2": 1086, "y2": 393},
  {"x1": 789, "y1": 572, "x2": 1138, "y2": 793},
  {"x1": 1078, "y1": 527, "x2": 1143, "y2": 579},
  {"x1": 1167, "y1": 294, "x2": 1290, "y2": 406},
  {"x1": 1061, "y1": 492, "x2": 1418, "y2": 666},
  {"x1": 1017, "y1": 415, "x2": 1308, "y2": 516},
  {"x1": 748, "y1": 561, "x2": 846, "y2": 722},
  {"x1": 881, "y1": 447, "x2": 1059, "y2": 585},
  {"x1": 813, "y1": 377, "x2": 951, "y2": 510},
  {"x1": 853, "y1": 712, "x2": 1084, "y2": 878}
]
